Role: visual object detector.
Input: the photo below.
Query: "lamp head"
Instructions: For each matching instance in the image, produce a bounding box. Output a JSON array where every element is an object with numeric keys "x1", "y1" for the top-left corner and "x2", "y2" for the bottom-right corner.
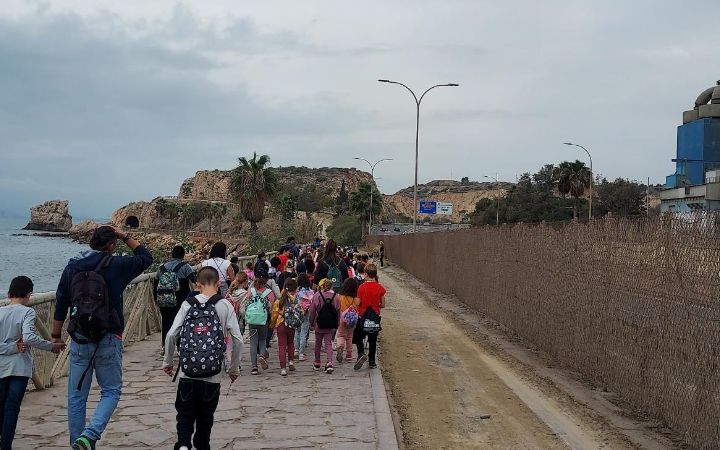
[
  {"x1": 563, "y1": 142, "x2": 574, "y2": 146},
  {"x1": 378, "y1": 79, "x2": 391, "y2": 83},
  {"x1": 446, "y1": 83, "x2": 460, "y2": 87}
]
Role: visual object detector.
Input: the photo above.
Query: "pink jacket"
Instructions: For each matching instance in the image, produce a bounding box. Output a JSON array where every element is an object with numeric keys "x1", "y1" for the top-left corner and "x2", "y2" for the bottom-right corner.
[{"x1": 309, "y1": 290, "x2": 341, "y2": 332}]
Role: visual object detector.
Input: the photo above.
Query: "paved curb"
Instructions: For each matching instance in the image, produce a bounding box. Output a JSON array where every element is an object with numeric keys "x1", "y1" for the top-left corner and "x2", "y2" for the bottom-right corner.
[{"x1": 370, "y1": 366, "x2": 400, "y2": 450}]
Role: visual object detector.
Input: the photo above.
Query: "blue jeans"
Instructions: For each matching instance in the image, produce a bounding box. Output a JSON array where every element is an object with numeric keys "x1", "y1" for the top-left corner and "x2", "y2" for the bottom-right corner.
[
  {"x1": 295, "y1": 316, "x2": 310, "y2": 355},
  {"x1": 68, "y1": 334, "x2": 123, "y2": 443},
  {"x1": 0, "y1": 375, "x2": 29, "y2": 450}
]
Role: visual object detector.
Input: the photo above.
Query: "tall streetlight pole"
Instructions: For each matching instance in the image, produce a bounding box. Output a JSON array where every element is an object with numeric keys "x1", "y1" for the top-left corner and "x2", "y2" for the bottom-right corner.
[
  {"x1": 378, "y1": 79, "x2": 459, "y2": 232},
  {"x1": 564, "y1": 142, "x2": 594, "y2": 220},
  {"x1": 353, "y1": 157, "x2": 393, "y2": 235},
  {"x1": 483, "y1": 174, "x2": 500, "y2": 225}
]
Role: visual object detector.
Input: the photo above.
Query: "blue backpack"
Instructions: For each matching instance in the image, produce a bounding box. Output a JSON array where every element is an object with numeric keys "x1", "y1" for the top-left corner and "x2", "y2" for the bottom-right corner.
[
  {"x1": 327, "y1": 263, "x2": 343, "y2": 290},
  {"x1": 245, "y1": 288, "x2": 270, "y2": 326}
]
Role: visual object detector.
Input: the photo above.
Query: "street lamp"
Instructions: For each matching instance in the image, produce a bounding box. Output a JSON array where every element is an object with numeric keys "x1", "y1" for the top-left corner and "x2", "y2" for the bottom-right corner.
[
  {"x1": 378, "y1": 79, "x2": 459, "y2": 232},
  {"x1": 483, "y1": 174, "x2": 500, "y2": 225},
  {"x1": 353, "y1": 157, "x2": 393, "y2": 235},
  {"x1": 563, "y1": 142, "x2": 594, "y2": 220}
]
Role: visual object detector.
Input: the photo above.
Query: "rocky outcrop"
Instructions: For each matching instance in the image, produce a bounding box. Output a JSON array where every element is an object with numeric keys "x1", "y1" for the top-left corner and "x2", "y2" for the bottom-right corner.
[
  {"x1": 383, "y1": 180, "x2": 510, "y2": 223},
  {"x1": 23, "y1": 200, "x2": 72, "y2": 232},
  {"x1": 68, "y1": 220, "x2": 101, "y2": 244}
]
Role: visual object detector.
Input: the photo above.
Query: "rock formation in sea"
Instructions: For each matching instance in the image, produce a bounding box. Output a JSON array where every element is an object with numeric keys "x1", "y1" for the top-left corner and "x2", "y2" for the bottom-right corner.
[{"x1": 23, "y1": 200, "x2": 73, "y2": 232}]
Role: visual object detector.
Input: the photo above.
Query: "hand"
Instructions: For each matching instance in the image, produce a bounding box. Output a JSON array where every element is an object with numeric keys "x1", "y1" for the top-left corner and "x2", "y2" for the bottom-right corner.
[
  {"x1": 16, "y1": 339, "x2": 27, "y2": 353},
  {"x1": 51, "y1": 342, "x2": 66, "y2": 354},
  {"x1": 229, "y1": 372, "x2": 239, "y2": 382},
  {"x1": 51, "y1": 337, "x2": 64, "y2": 345},
  {"x1": 163, "y1": 365, "x2": 174, "y2": 376},
  {"x1": 112, "y1": 226, "x2": 128, "y2": 240}
]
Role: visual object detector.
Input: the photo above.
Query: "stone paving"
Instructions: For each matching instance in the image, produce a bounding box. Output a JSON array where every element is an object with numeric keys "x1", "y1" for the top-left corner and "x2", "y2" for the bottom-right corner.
[{"x1": 14, "y1": 332, "x2": 398, "y2": 449}]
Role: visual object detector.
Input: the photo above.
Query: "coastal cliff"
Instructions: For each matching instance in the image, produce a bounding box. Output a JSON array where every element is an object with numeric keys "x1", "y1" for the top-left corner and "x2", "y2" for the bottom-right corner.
[{"x1": 23, "y1": 200, "x2": 73, "y2": 232}]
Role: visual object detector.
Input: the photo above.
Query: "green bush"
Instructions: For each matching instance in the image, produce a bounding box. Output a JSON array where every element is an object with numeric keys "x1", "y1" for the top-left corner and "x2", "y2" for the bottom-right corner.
[{"x1": 326, "y1": 215, "x2": 362, "y2": 246}]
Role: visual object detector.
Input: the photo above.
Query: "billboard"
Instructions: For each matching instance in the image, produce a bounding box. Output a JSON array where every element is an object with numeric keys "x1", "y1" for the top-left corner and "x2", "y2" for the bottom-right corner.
[
  {"x1": 418, "y1": 200, "x2": 437, "y2": 214},
  {"x1": 437, "y1": 202, "x2": 453, "y2": 215}
]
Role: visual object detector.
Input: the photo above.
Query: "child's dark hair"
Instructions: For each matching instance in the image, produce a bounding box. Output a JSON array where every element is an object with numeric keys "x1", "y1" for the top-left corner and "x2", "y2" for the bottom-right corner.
[
  {"x1": 171, "y1": 245, "x2": 185, "y2": 259},
  {"x1": 8, "y1": 276, "x2": 33, "y2": 298},
  {"x1": 245, "y1": 261, "x2": 254, "y2": 269},
  {"x1": 340, "y1": 277, "x2": 358, "y2": 297},
  {"x1": 253, "y1": 276, "x2": 268, "y2": 290},
  {"x1": 304, "y1": 259, "x2": 315, "y2": 274},
  {"x1": 357, "y1": 262, "x2": 366, "y2": 274},
  {"x1": 296, "y1": 273, "x2": 312, "y2": 289},
  {"x1": 89, "y1": 226, "x2": 117, "y2": 251},
  {"x1": 230, "y1": 256, "x2": 239, "y2": 264},
  {"x1": 280, "y1": 279, "x2": 299, "y2": 307},
  {"x1": 209, "y1": 242, "x2": 227, "y2": 259},
  {"x1": 196, "y1": 266, "x2": 219, "y2": 286},
  {"x1": 270, "y1": 256, "x2": 282, "y2": 269}
]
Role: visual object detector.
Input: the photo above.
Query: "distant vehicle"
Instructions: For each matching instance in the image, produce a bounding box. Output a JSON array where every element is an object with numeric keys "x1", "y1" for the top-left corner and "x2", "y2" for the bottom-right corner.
[
  {"x1": 393, "y1": 227, "x2": 401, "y2": 232},
  {"x1": 380, "y1": 227, "x2": 388, "y2": 232}
]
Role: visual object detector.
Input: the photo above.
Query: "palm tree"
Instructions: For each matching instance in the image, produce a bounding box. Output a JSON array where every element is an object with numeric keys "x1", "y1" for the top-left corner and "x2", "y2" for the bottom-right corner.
[
  {"x1": 230, "y1": 153, "x2": 279, "y2": 230},
  {"x1": 350, "y1": 182, "x2": 382, "y2": 237},
  {"x1": 556, "y1": 160, "x2": 592, "y2": 219}
]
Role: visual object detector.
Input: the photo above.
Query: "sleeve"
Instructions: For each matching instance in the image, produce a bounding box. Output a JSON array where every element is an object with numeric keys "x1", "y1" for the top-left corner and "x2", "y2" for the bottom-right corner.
[
  {"x1": 308, "y1": 294, "x2": 319, "y2": 326},
  {"x1": 340, "y1": 260, "x2": 349, "y2": 280},
  {"x1": 119, "y1": 245, "x2": 154, "y2": 284},
  {"x1": 163, "y1": 303, "x2": 188, "y2": 368},
  {"x1": 225, "y1": 303, "x2": 244, "y2": 373},
  {"x1": 54, "y1": 265, "x2": 73, "y2": 322},
  {"x1": 23, "y1": 309, "x2": 54, "y2": 352},
  {"x1": 0, "y1": 343, "x2": 19, "y2": 355}
]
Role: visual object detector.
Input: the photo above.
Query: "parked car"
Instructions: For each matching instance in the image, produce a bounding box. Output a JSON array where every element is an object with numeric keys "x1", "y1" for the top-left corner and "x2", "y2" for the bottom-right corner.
[{"x1": 393, "y1": 227, "x2": 401, "y2": 232}]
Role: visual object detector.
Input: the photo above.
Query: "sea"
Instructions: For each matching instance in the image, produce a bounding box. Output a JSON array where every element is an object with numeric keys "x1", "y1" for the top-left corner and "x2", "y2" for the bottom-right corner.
[{"x1": 0, "y1": 217, "x2": 89, "y2": 294}]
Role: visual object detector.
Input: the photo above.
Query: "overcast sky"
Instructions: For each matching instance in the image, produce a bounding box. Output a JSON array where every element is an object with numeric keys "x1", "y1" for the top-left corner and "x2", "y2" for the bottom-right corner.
[{"x1": 1, "y1": 1, "x2": 718, "y2": 218}]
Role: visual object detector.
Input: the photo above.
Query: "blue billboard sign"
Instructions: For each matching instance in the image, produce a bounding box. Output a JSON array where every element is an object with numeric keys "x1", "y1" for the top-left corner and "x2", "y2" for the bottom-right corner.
[{"x1": 419, "y1": 200, "x2": 437, "y2": 214}]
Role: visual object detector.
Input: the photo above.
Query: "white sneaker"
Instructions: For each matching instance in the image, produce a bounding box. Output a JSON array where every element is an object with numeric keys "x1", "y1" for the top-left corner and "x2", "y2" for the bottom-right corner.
[
  {"x1": 299, "y1": 354, "x2": 307, "y2": 361},
  {"x1": 179, "y1": 447, "x2": 189, "y2": 450},
  {"x1": 289, "y1": 361, "x2": 296, "y2": 372},
  {"x1": 280, "y1": 369, "x2": 288, "y2": 376}
]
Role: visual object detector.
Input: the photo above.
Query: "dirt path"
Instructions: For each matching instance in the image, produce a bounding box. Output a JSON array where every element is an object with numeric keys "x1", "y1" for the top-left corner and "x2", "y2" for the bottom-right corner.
[{"x1": 378, "y1": 265, "x2": 657, "y2": 450}]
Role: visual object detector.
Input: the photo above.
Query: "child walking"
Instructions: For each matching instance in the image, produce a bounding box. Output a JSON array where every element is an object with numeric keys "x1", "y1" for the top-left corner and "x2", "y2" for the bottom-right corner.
[
  {"x1": 270, "y1": 279, "x2": 299, "y2": 376},
  {"x1": 163, "y1": 267, "x2": 243, "y2": 450},
  {"x1": 309, "y1": 278, "x2": 340, "y2": 374},
  {"x1": 245, "y1": 276, "x2": 274, "y2": 375},
  {"x1": 354, "y1": 264, "x2": 386, "y2": 370},
  {"x1": 294, "y1": 273, "x2": 313, "y2": 361},
  {"x1": 336, "y1": 278, "x2": 360, "y2": 363},
  {"x1": 0, "y1": 276, "x2": 64, "y2": 450}
]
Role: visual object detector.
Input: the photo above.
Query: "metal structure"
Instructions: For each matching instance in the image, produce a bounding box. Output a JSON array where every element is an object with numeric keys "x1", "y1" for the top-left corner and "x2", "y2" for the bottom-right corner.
[
  {"x1": 353, "y1": 157, "x2": 393, "y2": 233},
  {"x1": 378, "y1": 79, "x2": 459, "y2": 232},
  {"x1": 563, "y1": 142, "x2": 594, "y2": 220},
  {"x1": 483, "y1": 173, "x2": 500, "y2": 225}
]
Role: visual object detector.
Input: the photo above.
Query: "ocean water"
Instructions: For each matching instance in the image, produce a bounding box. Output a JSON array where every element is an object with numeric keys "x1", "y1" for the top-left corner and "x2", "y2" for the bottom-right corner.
[{"x1": 0, "y1": 217, "x2": 87, "y2": 294}]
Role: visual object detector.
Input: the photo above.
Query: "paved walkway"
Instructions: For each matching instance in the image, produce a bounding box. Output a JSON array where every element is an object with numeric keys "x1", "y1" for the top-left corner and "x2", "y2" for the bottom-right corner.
[{"x1": 15, "y1": 333, "x2": 398, "y2": 449}]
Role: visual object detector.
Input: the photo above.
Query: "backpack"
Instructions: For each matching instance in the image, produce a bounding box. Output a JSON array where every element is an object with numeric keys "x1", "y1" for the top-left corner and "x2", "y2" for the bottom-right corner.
[
  {"x1": 254, "y1": 260, "x2": 269, "y2": 280},
  {"x1": 67, "y1": 254, "x2": 116, "y2": 343},
  {"x1": 341, "y1": 305, "x2": 359, "y2": 328},
  {"x1": 155, "y1": 262, "x2": 187, "y2": 308},
  {"x1": 316, "y1": 293, "x2": 339, "y2": 329},
  {"x1": 326, "y1": 263, "x2": 343, "y2": 290},
  {"x1": 362, "y1": 307, "x2": 382, "y2": 334},
  {"x1": 245, "y1": 288, "x2": 270, "y2": 326},
  {"x1": 284, "y1": 298, "x2": 303, "y2": 329},
  {"x1": 175, "y1": 295, "x2": 226, "y2": 380}
]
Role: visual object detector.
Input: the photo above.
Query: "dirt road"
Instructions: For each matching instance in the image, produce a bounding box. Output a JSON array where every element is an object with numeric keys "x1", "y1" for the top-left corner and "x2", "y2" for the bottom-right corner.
[{"x1": 378, "y1": 265, "x2": 667, "y2": 450}]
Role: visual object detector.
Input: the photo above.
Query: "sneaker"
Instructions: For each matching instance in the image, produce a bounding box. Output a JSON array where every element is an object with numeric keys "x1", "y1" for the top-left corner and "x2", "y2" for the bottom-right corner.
[
  {"x1": 251, "y1": 367, "x2": 259, "y2": 375},
  {"x1": 280, "y1": 369, "x2": 288, "y2": 376},
  {"x1": 179, "y1": 447, "x2": 190, "y2": 450},
  {"x1": 72, "y1": 436, "x2": 96, "y2": 450},
  {"x1": 325, "y1": 363, "x2": 334, "y2": 374},
  {"x1": 336, "y1": 346, "x2": 344, "y2": 363},
  {"x1": 299, "y1": 354, "x2": 307, "y2": 361},
  {"x1": 289, "y1": 361, "x2": 296, "y2": 372},
  {"x1": 294, "y1": 350, "x2": 299, "y2": 358},
  {"x1": 313, "y1": 362, "x2": 321, "y2": 371},
  {"x1": 354, "y1": 354, "x2": 368, "y2": 371},
  {"x1": 369, "y1": 361, "x2": 377, "y2": 369},
  {"x1": 263, "y1": 350, "x2": 270, "y2": 360},
  {"x1": 258, "y1": 356, "x2": 269, "y2": 370}
]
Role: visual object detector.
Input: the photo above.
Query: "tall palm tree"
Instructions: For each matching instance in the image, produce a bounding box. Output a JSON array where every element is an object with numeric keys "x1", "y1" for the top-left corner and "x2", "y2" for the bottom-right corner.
[
  {"x1": 350, "y1": 182, "x2": 382, "y2": 237},
  {"x1": 556, "y1": 160, "x2": 592, "y2": 219},
  {"x1": 231, "y1": 153, "x2": 279, "y2": 230}
]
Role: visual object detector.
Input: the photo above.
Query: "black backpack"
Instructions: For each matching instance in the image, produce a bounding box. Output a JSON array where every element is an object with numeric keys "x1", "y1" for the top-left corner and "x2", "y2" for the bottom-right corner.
[
  {"x1": 67, "y1": 253, "x2": 117, "y2": 343},
  {"x1": 316, "y1": 292, "x2": 339, "y2": 329},
  {"x1": 174, "y1": 294, "x2": 226, "y2": 380}
]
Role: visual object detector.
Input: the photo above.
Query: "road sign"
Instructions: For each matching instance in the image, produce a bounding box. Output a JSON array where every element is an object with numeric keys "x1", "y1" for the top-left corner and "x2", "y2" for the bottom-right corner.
[
  {"x1": 437, "y1": 202, "x2": 453, "y2": 215},
  {"x1": 419, "y1": 200, "x2": 437, "y2": 214}
]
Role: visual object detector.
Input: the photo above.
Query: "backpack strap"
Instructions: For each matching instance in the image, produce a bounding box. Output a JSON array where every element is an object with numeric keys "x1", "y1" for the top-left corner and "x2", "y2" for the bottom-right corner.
[
  {"x1": 93, "y1": 253, "x2": 113, "y2": 272},
  {"x1": 260, "y1": 289, "x2": 272, "y2": 300},
  {"x1": 172, "y1": 262, "x2": 187, "y2": 274},
  {"x1": 187, "y1": 296, "x2": 201, "y2": 308},
  {"x1": 207, "y1": 293, "x2": 223, "y2": 306}
]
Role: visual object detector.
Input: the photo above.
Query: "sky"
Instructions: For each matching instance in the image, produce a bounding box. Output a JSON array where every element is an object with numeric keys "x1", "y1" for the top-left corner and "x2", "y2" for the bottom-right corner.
[{"x1": 1, "y1": 0, "x2": 718, "y2": 218}]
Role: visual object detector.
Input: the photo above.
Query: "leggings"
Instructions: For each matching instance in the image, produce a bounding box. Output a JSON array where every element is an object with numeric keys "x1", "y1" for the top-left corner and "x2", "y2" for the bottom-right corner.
[{"x1": 248, "y1": 324, "x2": 268, "y2": 368}]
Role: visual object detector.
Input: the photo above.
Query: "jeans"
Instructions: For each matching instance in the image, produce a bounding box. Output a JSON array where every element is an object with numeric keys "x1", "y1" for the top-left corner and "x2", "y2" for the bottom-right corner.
[
  {"x1": 276, "y1": 324, "x2": 295, "y2": 369},
  {"x1": 354, "y1": 327, "x2": 379, "y2": 363},
  {"x1": 0, "y1": 376, "x2": 29, "y2": 450},
  {"x1": 248, "y1": 324, "x2": 267, "y2": 368},
  {"x1": 295, "y1": 316, "x2": 310, "y2": 355},
  {"x1": 160, "y1": 304, "x2": 181, "y2": 348},
  {"x1": 175, "y1": 378, "x2": 220, "y2": 450},
  {"x1": 265, "y1": 324, "x2": 274, "y2": 348},
  {"x1": 314, "y1": 331, "x2": 334, "y2": 365},
  {"x1": 68, "y1": 333, "x2": 123, "y2": 443}
]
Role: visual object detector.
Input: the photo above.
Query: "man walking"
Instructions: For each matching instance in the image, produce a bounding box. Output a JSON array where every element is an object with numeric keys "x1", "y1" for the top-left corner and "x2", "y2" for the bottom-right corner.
[
  {"x1": 53, "y1": 226, "x2": 152, "y2": 450},
  {"x1": 155, "y1": 245, "x2": 195, "y2": 355}
]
